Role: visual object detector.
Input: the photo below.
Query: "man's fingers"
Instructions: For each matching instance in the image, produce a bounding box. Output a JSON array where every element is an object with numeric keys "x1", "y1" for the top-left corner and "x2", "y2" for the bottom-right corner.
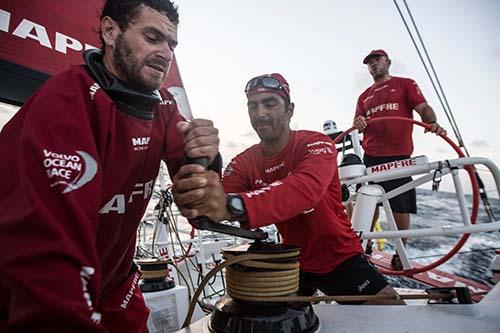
[
  {"x1": 436, "y1": 128, "x2": 447, "y2": 136},
  {"x1": 176, "y1": 118, "x2": 219, "y2": 163},
  {"x1": 205, "y1": 170, "x2": 221, "y2": 182},
  {"x1": 176, "y1": 119, "x2": 218, "y2": 140},
  {"x1": 184, "y1": 134, "x2": 219, "y2": 151},
  {"x1": 176, "y1": 121, "x2": 191, "y2": 136},
  {"x1": 172, "y1": 176, "x2": 207, "y2": 193},
  {"x1": 184, "y1": 129, "x2": 219, "y2": 163},
  {"x1": 185, "y1": 145, "x2": 218, "y2": 160},
  {"x1": 174, "y1": 188, "x2": 205, "y2": 205},
  {"x1": 190, "y1": 118, "x2": 214, "y2": 127},
  {"x1": 180, "y1": 207, "x2": 198, "y2": 219},
  {"x1": 353, "y1": 116, "x2": 368, "y2": 130},
  {"x1": 424, "y1": 124, "x2": 447, "y2": 136},
  {"x1": 176, "y1": 191, "x2": 216, "y2": 219},
  {"x1": 434, "y1": 124, "x2": 446, "y2": 136},
  {"x1": 173, "y1": 164, "x2": 205, "y2": 180},
  {"x1": 184, "y1": 125, "x2": 219, "y2": 143}
]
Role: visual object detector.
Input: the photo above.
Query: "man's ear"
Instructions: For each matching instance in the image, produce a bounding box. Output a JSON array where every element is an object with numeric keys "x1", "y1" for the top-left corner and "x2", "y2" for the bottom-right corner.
[
  {"x1": 286, "y1": 102, "x2": 295, "y2": 117},
  {"x1": 101, "y1": 16, "x2": 120, "y2": 48}
]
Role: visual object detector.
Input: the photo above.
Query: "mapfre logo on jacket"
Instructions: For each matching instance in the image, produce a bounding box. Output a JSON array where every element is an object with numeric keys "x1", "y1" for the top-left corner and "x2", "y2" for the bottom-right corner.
[
  {"x1": 42, "y1": 149, "x2": 97, "y2": 194},
  {"x1": 131, "y1": 136, "x2": 150, "y2": 151}
]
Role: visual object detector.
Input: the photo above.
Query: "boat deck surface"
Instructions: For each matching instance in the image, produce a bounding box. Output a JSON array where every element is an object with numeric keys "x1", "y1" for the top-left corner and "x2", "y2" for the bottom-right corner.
[{"x1": 177, "y1": 284, "x2": 500, "y2": 333}]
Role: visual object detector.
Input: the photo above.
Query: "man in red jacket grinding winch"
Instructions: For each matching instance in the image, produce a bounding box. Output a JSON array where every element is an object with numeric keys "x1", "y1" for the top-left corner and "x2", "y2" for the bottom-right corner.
[
  {"x1": 0, "y1": 1, "x2": 220, "y2": 332},
  {"x1": 173, "y1": 73, "x2": 403, "y2": 304}
]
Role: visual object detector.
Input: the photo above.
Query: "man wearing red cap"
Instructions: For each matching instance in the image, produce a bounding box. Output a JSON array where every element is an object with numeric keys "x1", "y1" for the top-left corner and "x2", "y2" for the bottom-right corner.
[
  {"x1": 353, "y1": 49, "x2": 446, "y2": 269},
  {"x1": 173, "y1": 73, "x2": 403, "y2": 304}
]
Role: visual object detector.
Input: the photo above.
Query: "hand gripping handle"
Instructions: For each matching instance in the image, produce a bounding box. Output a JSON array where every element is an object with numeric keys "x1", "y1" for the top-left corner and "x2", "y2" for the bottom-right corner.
[{"x1": 184, "y1": 156, "x2": 268, "y2": 240}]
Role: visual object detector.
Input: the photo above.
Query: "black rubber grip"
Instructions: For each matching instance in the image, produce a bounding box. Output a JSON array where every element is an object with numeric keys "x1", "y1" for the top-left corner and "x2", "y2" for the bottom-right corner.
[{"x1": 185, "y1": 156, "x2": 208, "y2": 169}]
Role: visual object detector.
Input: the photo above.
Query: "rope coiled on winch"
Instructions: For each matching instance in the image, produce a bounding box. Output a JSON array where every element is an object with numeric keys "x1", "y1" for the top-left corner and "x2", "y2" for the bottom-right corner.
[
  {"x1": 223, "y1": 250, "x2": 300, "y2": 301},
  {"x1": 181, "y1": 250, "x2": 300, "y2": 328}
]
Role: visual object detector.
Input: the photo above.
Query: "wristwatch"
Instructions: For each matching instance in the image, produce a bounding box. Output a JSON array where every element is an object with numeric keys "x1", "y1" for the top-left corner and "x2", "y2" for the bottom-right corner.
[{"x1": 226, "y1": 194, "x2": 246, "y2": 222}]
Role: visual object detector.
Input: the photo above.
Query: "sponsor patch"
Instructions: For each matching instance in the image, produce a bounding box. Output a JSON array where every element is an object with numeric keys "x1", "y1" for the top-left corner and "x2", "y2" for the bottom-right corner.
[
  {"x1": 362, "y1": 95, "x2": 374, "y2": 103},
  {"x1": 366, "y1": 103, "x2": 399, "y2": 116},
  {"x1": 306, "y1": 141, "x2": 333, "y2": 147},
  {"x1": 307, "y1": 147, "x2": 333, "y2": 155},
  {"x1": 357, "y1": 279, "x2": 370, "y2": 292},
  {"x1": 80, "y1": 265, "x2": 101, "y2": 324},
  {"x1": 99, "y1": 179, "x2": 155, "y2": 214},
  {"x1": 89, "y1": 83, "x2": 100, "y2": 100},
  {"x1": 245, "y1": 180, "x2": 283, "y2": 198},
  {"x1": 43, "y1": 149, "x2": 97, "y2": 194},
  {"x1": 302, "y1": 208, "x2": 315, "y2": 214},
  {"x1": 366, "y1": 156, "x2": 428, "y2": 174},
  {"x1": 254, "y1": 178, "x2": 267, "y2": 187},
  {"x1": 223, "y1": 163, "x2": 234, "y2": 177},
  {"x1": 265, "y1": 161, "x2": 285, "y2": 174},
  {"x1": 120, "y1": 272, "x2": 141, "y2": 309},
  {"x1": 131, "y1": 136, "x2": 150, "y2": 151}
]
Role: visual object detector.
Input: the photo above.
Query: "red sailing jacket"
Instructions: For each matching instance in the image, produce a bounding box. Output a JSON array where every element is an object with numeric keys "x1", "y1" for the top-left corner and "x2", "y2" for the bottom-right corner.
[
  {"x1": 0, "y1": 65, "x2": 186, "y2": 332},
  {"x1": 222, "y1": 131, "x2": 363, "y2": 274},
  {"x1": 355, "y1": 76, "x2": 427, "y2": 156}
]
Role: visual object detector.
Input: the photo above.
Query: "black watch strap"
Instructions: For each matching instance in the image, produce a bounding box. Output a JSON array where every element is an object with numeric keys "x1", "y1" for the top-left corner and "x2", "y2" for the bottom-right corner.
[{"x1": 226, "y1": 194, "x2": 246, "y2": 222}]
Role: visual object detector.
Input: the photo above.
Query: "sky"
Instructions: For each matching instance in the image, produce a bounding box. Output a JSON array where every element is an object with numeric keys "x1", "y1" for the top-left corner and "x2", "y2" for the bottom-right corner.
[
  {"x1": 171, "y1": 0, "x2": 500, "y2": 196},
  {"x1": 1, "y1": 0, "x2": 499, "y2": 197}
]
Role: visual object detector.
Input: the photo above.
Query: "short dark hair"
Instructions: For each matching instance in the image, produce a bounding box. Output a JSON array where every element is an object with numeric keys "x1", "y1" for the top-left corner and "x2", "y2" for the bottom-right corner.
[{"x1": 99, "y1": 0, "x2": 179, "y2": 46}]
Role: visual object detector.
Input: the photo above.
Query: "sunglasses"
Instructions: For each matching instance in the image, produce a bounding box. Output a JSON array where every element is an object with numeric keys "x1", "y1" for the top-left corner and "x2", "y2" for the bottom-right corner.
[{"x1": 244, "y1": 76, "x2": 287, "y2": 94}]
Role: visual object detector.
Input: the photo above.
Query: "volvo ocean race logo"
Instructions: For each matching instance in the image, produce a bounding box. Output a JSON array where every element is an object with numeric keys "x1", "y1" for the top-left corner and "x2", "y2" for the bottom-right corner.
[{"x1": 43, "y1": 149, "x2": 97, "y2": 194}]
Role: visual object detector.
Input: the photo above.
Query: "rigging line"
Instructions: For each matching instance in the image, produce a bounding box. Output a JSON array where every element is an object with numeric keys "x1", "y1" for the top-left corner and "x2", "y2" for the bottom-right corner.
[
  {"x1": 410, "y1": 246, "x2": 500, "y2": 260},
  {"x1": 394, "y1": 0, "x2": 496, "y2": 221},
  {"x1": 392, "y1": 0, "x2": 462, "y2": 145},
  {"x1": 164, "y1": 201, "x2": 199, "y2": 291},
  {"x1": 169, "y1": 262, "x2": 193, "y2": 300},
  {"x1": 402, "y1": 0, "x2": 467, "y2": 151},
  {"x1": 167, "y1": 208, "x2": 201, "y2": 273}
]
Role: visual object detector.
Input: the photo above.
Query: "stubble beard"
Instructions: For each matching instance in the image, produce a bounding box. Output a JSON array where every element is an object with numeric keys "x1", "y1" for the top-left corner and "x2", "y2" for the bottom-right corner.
[
  {"x1": 371, "y1": 66, "x2": 389, "y2": 82},
  {"x1": 113, "y1": 33, "x2": 158, "y2": 93},
  {"x1": 255, "y1": 115, "x2": 288, "y2": 143}
]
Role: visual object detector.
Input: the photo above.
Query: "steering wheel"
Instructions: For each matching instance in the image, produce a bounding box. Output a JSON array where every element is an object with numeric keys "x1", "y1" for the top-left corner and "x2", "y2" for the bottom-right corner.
[{"x1": 333, "y1": 116, "x2": 479, "y2": 276}]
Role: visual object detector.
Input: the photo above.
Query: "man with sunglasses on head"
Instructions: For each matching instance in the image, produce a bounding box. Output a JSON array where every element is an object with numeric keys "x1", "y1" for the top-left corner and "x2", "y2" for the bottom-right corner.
[
  {"x1": 353, "y1": 49, "x2": 446, "y2": 270},
  {"x1": 173, "y1": 73, "x2": 403, "y2": 304},
  {"x1": 0, "y1": 1, "x2": 220, "y2": 332}
]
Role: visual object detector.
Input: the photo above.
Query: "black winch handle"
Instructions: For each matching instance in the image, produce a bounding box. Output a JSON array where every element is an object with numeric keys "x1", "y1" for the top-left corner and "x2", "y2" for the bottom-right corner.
[
  {"x1": 184, "y1": 156, "x2": 209, "y2": 169},
  {"x1": 184, "y1": 156, "x2": 268, "y2": 240}
]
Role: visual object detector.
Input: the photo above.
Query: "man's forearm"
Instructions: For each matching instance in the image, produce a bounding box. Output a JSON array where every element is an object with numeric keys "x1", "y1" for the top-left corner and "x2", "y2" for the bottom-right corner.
[
  {"x1": 415, "y1": 103, "x2": 447, "y2": 135},
  {"x1": 419, "y1": 105, "x2": 438, "y2": 123}
]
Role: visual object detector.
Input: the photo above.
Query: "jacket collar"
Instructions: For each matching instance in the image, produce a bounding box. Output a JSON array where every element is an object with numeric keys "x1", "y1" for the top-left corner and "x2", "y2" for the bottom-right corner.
[{"x1": 83, "y1": 49, "x2": 160, "y2": 120}]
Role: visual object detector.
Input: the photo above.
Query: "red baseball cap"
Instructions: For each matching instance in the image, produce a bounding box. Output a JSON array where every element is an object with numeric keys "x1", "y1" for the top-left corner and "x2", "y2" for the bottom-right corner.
[
  {"x1": 245, "y1": 73, "x2": 290, "y2": 101},
  {"x1": 363, "y1": 49, "x2": 388, "y2": 64}
]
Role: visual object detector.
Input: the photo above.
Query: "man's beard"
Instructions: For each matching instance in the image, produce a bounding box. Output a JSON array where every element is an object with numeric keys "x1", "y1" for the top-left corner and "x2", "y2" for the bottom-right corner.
[
  {"x1": 254, "y1": 116, "x2": 288, "y2": 143},
  {"x1": 113, "y1": 33, "x2": 157, "y2": 93},
  {"x1": 371, "y1": 67, "x2": 388, "y2": 81}
]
